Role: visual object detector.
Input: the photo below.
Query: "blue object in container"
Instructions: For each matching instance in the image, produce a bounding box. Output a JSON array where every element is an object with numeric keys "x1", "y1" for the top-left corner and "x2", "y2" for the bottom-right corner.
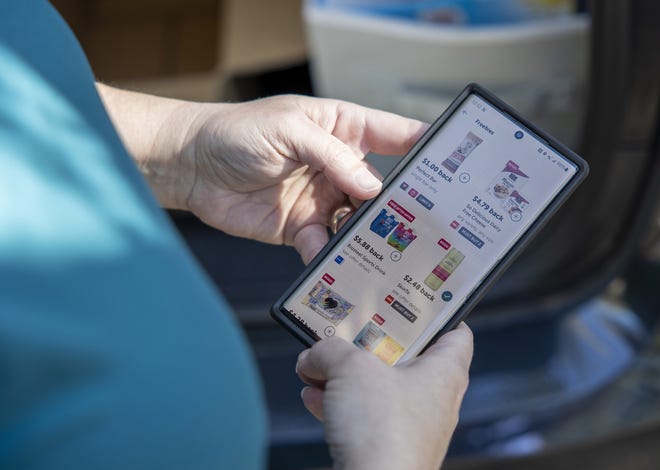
[{"x1": 319, "y1": 0, "x2": 576, "y2": 26}]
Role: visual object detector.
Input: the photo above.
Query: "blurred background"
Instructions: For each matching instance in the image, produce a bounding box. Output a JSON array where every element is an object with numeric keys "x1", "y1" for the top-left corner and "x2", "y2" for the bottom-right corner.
[{"x1": 52, "y1": 1, "x2": 660, "y2": 468}]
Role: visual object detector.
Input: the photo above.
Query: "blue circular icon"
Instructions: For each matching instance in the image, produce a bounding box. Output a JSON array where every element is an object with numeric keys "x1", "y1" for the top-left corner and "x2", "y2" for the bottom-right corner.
[
  {"x1": 514, "y1": 131, "x2": 524, "y2": 140},
  {"x1": 441, "y1": 291, "x2": 453, "y2": 302}
]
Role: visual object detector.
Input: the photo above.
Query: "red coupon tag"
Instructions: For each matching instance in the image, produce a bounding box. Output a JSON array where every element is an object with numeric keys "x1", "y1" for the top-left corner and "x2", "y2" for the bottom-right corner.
[{"x1": 438, "y1": 238, "x2": 451, "y2": 250}]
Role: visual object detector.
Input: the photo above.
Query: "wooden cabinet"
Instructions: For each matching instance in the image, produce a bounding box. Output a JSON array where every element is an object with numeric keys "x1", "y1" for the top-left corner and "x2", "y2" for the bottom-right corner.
[{"x1": 51, "y1": 0, "x2": 306, "y2": 100}]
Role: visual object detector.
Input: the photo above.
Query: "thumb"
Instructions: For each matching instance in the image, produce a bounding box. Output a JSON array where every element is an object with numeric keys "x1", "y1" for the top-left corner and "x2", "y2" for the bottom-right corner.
[
  {"x1": 296, "y1": 337, "x2": 364, "y2": 382},
  {"x1": 291, "y1": 121, "x2": 382, "y2": 200},
  {"x1": 408, "y1": 323, "x2": 473, "y2": 394}
]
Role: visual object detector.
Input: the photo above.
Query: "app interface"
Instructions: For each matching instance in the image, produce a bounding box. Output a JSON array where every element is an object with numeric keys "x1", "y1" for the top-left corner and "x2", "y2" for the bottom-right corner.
[{"x1": 283, "y1": 93, "x2": 578, "y2": 365}]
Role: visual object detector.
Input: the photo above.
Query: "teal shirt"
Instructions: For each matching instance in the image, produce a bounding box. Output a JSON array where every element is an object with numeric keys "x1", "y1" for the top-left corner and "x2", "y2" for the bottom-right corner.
[{"x1": 0, "y1": 1, "x2": 267, "y2": 468}]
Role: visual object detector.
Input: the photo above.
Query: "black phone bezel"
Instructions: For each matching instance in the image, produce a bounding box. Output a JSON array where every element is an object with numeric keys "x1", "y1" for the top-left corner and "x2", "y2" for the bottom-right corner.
[{"x1": 270, "y1": 83, "x2": 590, "y2": 353}]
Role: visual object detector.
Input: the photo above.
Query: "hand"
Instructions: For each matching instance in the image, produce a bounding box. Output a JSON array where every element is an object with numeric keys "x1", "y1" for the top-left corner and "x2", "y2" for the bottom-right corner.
[
  {"x1": 99, "y1": 87, "x2": 426, "y2": 264},
  {"x1": 166, "y1": 95, "x2": 426, "y2": 264},
  {"x1": 296, "y1": 323, "x2": 473, "y2": 470}
]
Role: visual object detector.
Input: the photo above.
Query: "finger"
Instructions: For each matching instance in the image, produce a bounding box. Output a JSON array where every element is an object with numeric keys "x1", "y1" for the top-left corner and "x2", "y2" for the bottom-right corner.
[
  {"x1": 301, "y1": 386, "x2": 325, "y2": 421},
  {"x1": 293, "y1": 223, "x2": 330, "y2": 265},
  {"x1": 292, "y1": 121, "x2": 383, "y2": 200},
  {"x1": 296, "y1": 337, "x2": 359, "y2": 382},
  {"x1": 421, "y1": 322, "x2": 474, "y2": 373},
  {"x1": 296, "y1": 349, "x2": 328, "y2": 388},
  {"x1": 408, "y1": 323, "x2": 473, "y2": 397},
  {"x1": 352, "y1": 104, "x2": 429, "y2": 156},
  {"x1": 345, "y1": 161, "x2": 384, "y2": 209},
  {"x1": 348, "y1": 195, "x2": 365, "y2": 209},
  {"x1": 365, "y1": 160, "x2": 385, "y2": 181},
  {"x1": 335, "y1": 209, "x2": 354, "y2": 232},
  {"x1": 297, "y1": 370, "x2": 327, "y2": 389}
]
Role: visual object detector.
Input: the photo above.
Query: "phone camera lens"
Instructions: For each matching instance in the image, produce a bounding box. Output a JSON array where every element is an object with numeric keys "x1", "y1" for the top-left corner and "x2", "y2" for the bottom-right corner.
[{"x1": 514, "y1": 131, "x2": 524, "y2": 140}]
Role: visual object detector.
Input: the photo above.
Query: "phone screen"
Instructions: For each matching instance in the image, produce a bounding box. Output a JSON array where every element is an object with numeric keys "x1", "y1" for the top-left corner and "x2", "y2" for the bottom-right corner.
[{"x1": 279, "y1": 91, "x2": 580, "y2": 365}]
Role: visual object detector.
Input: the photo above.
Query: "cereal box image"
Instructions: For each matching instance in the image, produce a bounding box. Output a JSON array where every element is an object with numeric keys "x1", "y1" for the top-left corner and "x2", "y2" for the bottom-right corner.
[
  {"x1": 370, "y1": 208, "x2": 399, "y2": 238},
  {"x1": 387, "y1": 222, "x2": 417, "y2": 252},
  {"x1": 353, "y1": 322, "x2": 387, "y2": 351},
  {"x1": 373, "y1": 336, "x2": 405, "y2": 365},
  {"x1": 353, "y1": 322, "x2": 405, "y2": 365},
  {"x1": 441, "y1": 132, "x2": 483, "y2": 173},
  {"x1": 302, "y1": 281, "x2": 355, "y2": 325}
]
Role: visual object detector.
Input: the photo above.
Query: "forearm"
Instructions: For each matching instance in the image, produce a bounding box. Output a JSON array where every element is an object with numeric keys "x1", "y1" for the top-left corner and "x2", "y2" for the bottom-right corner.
[{"x1": 96, "y1": 83, "x2": 205, "y2": 209}]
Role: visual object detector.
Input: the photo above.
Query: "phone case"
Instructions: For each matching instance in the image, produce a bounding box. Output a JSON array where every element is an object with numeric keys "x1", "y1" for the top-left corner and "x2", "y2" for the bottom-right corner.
[{"x1": 270, "y1": 83, "x2": 589, "y2": 353}]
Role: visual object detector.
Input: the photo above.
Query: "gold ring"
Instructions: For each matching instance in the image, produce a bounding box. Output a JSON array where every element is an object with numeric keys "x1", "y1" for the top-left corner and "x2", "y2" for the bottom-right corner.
[{"x1": 330, "y1": 206, "x2": 354, "y2": 234}]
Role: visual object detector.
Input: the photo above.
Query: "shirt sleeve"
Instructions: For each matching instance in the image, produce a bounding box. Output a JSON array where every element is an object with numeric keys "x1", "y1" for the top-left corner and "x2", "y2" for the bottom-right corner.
[{"x1": 0, "y1": 3, "x2": 267, "y2": 468}]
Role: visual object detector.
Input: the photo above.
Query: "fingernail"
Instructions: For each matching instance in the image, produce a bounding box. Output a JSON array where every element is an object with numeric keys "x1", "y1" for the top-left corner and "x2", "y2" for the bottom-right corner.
[
  {"x1": 300, "y1": 386, "x2": 309, "y2": 400},
  {"x1": 296, "y1": 349, "x2": 309, "y2": 374},
  {"x1": 354, "y1": 167, "x2": 381, "y2": 192}
]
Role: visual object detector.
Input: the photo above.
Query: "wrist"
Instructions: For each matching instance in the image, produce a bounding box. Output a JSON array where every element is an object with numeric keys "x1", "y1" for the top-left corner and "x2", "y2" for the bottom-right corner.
[
  {"x1": 144, "y1": 100, "x2": 208, "y2": 210},
  {"x1": 332, "y1": 416, "x2": 444, "y2": 470},
  {"x1": 97, "y1": 83, "x2": 217, "y2": 210},
  {"x1": 337, "y1": 444, "x2": 441, "y2": 470}
]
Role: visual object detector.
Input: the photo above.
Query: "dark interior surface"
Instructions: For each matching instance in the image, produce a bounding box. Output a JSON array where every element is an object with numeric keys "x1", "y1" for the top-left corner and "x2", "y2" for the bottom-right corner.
[
  {"x1": 475, "y1": 0, "x2": 660, "y2": 316},
  {"x1": 447, "y1": 422, "x2": 660, "y2": 470}
]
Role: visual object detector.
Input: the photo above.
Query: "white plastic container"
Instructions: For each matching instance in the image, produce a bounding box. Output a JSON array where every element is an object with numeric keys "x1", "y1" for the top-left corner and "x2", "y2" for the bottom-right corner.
[{"x1": 304, "y1": 2, "x2": 590, "y2": 149}]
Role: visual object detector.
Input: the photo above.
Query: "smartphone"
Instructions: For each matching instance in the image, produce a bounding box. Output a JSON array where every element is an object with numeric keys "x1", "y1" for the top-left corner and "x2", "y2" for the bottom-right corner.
[{"x1": 271, "y1": 83, "x2": 589, "y2": 365}]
